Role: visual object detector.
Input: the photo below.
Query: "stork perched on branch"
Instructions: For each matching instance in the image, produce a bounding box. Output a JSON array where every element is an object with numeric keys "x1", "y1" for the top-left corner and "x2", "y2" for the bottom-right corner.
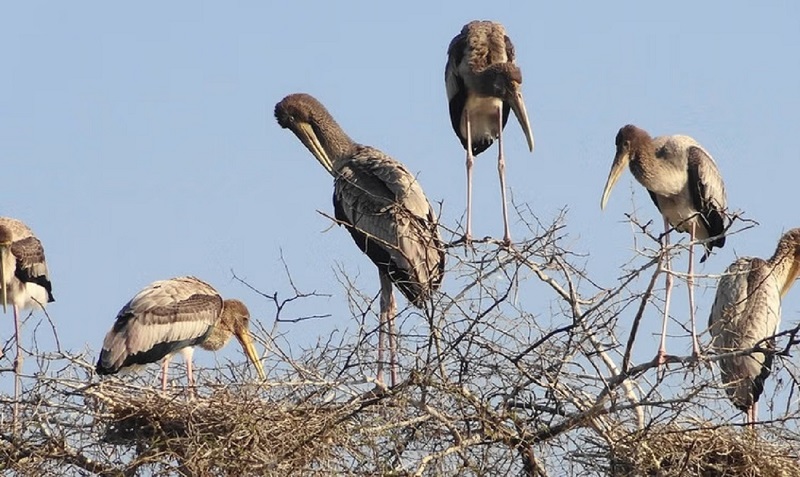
[
  {"x1": 275, "y1": 93, "x2": 445, "y2": 387},
  {"x1": 709, "y1": 228, "x2": 800, "y2": 425},
  {"x1": 445, "y1": 20, "x2": 535, "y2": 246},
  {"x1": 601, "y1": 124, "x2": 728, "y2": 365},
  {"x1": 96, "y1": 276, "x2": 266, "y2": 392}
]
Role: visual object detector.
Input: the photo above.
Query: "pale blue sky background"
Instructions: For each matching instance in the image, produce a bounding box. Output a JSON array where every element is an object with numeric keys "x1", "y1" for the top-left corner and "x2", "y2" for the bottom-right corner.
[{"x1": 1, "y1": 2, "x2": 798, "y2": 387}]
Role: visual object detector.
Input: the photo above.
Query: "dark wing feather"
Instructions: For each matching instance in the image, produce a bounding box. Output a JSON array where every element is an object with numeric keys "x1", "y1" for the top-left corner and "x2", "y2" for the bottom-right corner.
[
  {"x1": 687, "y1": 145, "x2": 727, "y2": 258},
  {"x1": 446, "y1": 29, "x2": 468, "y2": 149},
  {"x1": 96, "y1": 277, "x2": 223, "y2": 374},
  {"x1": 333, "y1": 146, "x2": 444, "y2": 307},
  {"x1": 10, "y1": 236, "x2": 54, "y2": 302}
]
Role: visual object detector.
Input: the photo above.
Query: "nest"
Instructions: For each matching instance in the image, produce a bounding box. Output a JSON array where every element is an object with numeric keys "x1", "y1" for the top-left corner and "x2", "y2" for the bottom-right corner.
[
  {"x1": 608, "y1": 424, "x2": 800, "y2": 477},
  {"x1": 86, "y1": 382, "x2": 355, "y2": 476}
]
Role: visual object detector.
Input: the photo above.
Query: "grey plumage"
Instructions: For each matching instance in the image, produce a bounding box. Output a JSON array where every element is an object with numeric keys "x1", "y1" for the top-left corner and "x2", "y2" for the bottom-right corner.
[
  {"x1": 601, "y1": 124, "x2": 729, "y2": 364},
  {"x1": 0, "y1": 216, "x2": 54, "y2": 311},
  {"x1": 709, "y1": 228, "x2": 800, "y2": 423},
  {"x1": 96, "y1": 276, "x2": 265, "y2": 390},
  {"x1": 445, "y1": 20, "x2": 534, "y2": 245},
  {"x1": 275, "y1": 93, "x2": 445, "y2": 385}
]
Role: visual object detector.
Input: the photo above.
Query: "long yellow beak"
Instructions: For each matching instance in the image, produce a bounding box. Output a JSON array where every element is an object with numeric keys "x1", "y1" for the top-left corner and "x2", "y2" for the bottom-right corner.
[
  {"x1": 509, "y1": 90, "x2": 534, "y2": 153},
  {"x1": 0, "y1": 245, "x2": 8, "y2": 313},
  {"x1": 781, "y1": 260, "x2": 800, "y2": 298},
  {"x1": 296, "y1": 122, "x2": 335, "y2": 175},
  {"x1": 236, "y1": 330, "x2": 267, "y2": 381},
  {"x1": 600, "y1": 151, "x2": 629, "y2": 210}
]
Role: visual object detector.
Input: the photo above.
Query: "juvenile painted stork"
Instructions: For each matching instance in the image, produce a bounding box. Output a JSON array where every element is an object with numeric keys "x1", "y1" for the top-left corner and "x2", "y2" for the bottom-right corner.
[
  {"x1": 445, "y1": 20, "x2": 535, "y2": 245},
  {"x1": 600, "y1": 124, "x2": 727, "y2": 365},
  {"x1": 0, "y1": 217, "x2": 55, "y2": 366},
  {"x1": 96, "y1": 276, "x2": 266, "y2": 391},
  {"x1": 275, "y1": 93, "x2": 445, "y2": 387},
  {"x1": 709, "y1": 228, "x2": 800, "y2": 424}
]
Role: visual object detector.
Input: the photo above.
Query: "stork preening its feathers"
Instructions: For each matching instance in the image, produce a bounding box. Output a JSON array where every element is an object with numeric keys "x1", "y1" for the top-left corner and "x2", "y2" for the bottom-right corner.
[
  {"x1": 709, "y1": 228, "x2": 800, "y2": 424},
  {"x1": 445, "y1": 20, "x2": 535, "y2": 245},
  {"x1": 275, "y1": 93, "x2": 445, "y2": 386},
  {"x1": 96, "y1": 276, "x2": 266, "y2": 391}
]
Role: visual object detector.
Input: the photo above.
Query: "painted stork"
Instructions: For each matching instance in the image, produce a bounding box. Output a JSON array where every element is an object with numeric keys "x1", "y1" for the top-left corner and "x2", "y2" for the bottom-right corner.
[
  {"x1": 96, "y1": 276, "x2": 266, "y2": 391},
  {"x1": 600, "y1": 124, "x2": 727, "y2": 364},
  {"x1": 708, "y1": 228, "x2": 800, "y2": 424},
  {"x1": 275, "y1": 93, "x2": 445, "y2": 387},
  {"x1": 445, "y1": 20, "x2": 535, "y2": 245},
  {"x1": 0, "y1": 217, "x2": 55, "y2": 366}
]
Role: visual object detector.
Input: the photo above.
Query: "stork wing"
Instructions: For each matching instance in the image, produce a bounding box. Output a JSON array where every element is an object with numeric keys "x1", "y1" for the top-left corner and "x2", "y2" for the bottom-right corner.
[
  {"x1": 10, "y1": 235, "x2": 54, "y2": 302},
  {"x1": 709, "y1": 258, "x2": 780, "y2": 411},
  {"x1": 446, "y1": 28, "x2": 468, "y2": 145},
  {"x1": 687, "y1": 145, "x2": 728, "y2": 248},
  {"x1": 333, "y1": 146, "x2": 445, "y2": 307},
  {"x1": 97, "y1": 276, "x2": 223, "y2": 374}
]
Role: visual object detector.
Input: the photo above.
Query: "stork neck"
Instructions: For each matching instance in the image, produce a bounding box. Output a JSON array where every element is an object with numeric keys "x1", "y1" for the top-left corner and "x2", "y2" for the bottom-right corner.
[
  {"x1": 768, "y1": 241, "x2": 800, "y2": 298},
  {"x1": 313, "y1": 112, "x2": 356, "y2": 168},
  {"x1": 628, "y1": 144, "x2": 684, "y2": 196},
  {"x1": 199, "y1": 325, "x2": 232, "y2": 351}
]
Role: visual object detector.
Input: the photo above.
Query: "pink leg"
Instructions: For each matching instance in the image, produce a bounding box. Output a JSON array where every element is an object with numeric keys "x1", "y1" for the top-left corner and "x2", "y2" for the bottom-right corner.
[
  {"x1": 13, "y1": 305, "x2": 21, "y2": 435},
  {"x1": 497, "y1": 106, "x2": 511, "y2": 246},
  {"x1": 688, "y1": 223, "x2": 701, "y2": 357},
  {"x1": 464, "y1": 110, "x2": 474, "y2": 246},
  {"x1": 378, "y1": 272, "x2": 397, "y2": 386},
  {"x1": 657, "y1": 219, "x2": 672, "y2": 369},
  {"x1": 161, "y1": 356, "x2": 171, "y2": 391}
]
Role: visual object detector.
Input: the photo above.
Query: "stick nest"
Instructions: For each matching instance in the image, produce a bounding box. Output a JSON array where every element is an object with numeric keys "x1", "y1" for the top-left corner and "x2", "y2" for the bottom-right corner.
[
  {"x1": 608, "y1": 424, "x2": 800, "y2": 477},
  {"x1": 87, "y1": 382, "x2": 353, "y2": 476}
]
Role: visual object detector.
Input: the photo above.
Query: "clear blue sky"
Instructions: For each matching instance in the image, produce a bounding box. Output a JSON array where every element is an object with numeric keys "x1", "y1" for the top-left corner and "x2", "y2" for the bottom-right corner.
[{"x1": 1, "y1": 2, "x2": 798, "y2": 384}]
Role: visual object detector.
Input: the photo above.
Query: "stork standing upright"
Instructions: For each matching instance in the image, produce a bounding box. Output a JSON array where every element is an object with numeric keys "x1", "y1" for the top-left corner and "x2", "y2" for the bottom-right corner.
[
  {"x1": 275, "y1": 93, "x2": 445, "y2": 387},
  {"x1": 445, "y1": 20, "x2": 535, "y2": 245},
  {"x1": 600, "y1": 124, "x2": 727, "y2": 365},
  {"x1": 709, "y1": 228, "x2": 800, "y2": 424},
  {"x1": 96, "y1": 276, "x2": 266, "y2": 391},
  {"x1": 0, "y1": 216, "x2": 54, "y2": 432},
  {"x1": 0, "y1": 217, "x2": 55, "y2": 362}
]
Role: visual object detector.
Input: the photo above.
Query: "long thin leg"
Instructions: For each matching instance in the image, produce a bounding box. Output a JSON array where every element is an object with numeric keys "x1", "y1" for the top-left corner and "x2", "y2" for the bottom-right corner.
[
  {"x1": 378, "y1": 272, "x2": 397, "y2": 387},
  {"x1": 464, "y1": 110, "x2": 474, "y2": 246},
  {"x1": 688, "y1": 223, "x2": 701, "y2": 357},
  {"x1": 13, "y1": 305, "x2": 21, "y2": 435},
  {"x1": 161, "y1": 356, "x2": 171, "y2": 391},
  {"x1": 497, "y1": 106, "x2": 511, "y2": 245},
  {"x1": 657, "y1": 218, "x2": 672, "y2": 368}
]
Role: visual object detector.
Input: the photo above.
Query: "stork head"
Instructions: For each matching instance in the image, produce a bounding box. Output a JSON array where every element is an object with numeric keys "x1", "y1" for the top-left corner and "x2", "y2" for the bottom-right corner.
[
  {"x1": 481, "y1": 64, "x2": 534, "y2": 153},
  {"x1": 777, "y1": 228, "x2": 800, "y2": 297},
  {"x1": 0, "y1": 224, "x2": 12, "y2": 313},
  {"x1": 275, "y1": 93, "x2": 350, "y2": 176},
  {"x1": 219, "y1": 299, "x2": 266, "y2": 380},
  {"x1": 601, "y1": 125, "x2": 650, "y2": 210}
]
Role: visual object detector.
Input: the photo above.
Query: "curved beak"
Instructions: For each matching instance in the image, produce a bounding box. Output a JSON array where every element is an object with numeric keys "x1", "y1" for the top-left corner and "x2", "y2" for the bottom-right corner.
[
  {"x1": 509, "y1": 90, "x2": 535, "y2": 153},
  {"x1": 781, "y1": 260, "x2": 800, "y2": 298},
  {"x1": 235, "y1": 330, "x2": 267, "y2": 381},
  {"x1": 294, "y1": 122, "x2": 334, "y2": 175},
  {"x1": 0, "y1": 245, "x2": 7, "y2": 313},
  {"x1": 600, "y1": 150, "x2": 629, "y2": 210}
]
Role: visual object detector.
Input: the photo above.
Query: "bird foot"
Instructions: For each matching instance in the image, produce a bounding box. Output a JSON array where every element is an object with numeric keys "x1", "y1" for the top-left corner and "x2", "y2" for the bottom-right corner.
[{"x1": 654, "y1": 350, "x2": 668, "y2": 380}]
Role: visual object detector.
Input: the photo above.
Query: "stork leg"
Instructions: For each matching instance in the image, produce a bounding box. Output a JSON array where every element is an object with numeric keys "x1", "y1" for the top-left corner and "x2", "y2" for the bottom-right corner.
[
  {"x1": 378, "y1": 272, "x2": 398, "y2": 387},
  {"x1": 13, "y1": 304, "x2": 22, "y2": 435},
  {"x1": 182, "y1": 347, "x2": 196, "y2": 393},
  {"x1": 687, "y1": 223, "x2": 701, "y2": 358},
  {"x1": 657, "y1": 219, "x2": 673, "y2": 370},
  {"x1": 161, "y1": 355, "x2": 171, "y2": 391},
  {"x1": 464, "y1": 110, "x2": 474, "y2": 246},
  {"x1": 497, "y1": 105, "x2": 512, "y2": 246}
]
